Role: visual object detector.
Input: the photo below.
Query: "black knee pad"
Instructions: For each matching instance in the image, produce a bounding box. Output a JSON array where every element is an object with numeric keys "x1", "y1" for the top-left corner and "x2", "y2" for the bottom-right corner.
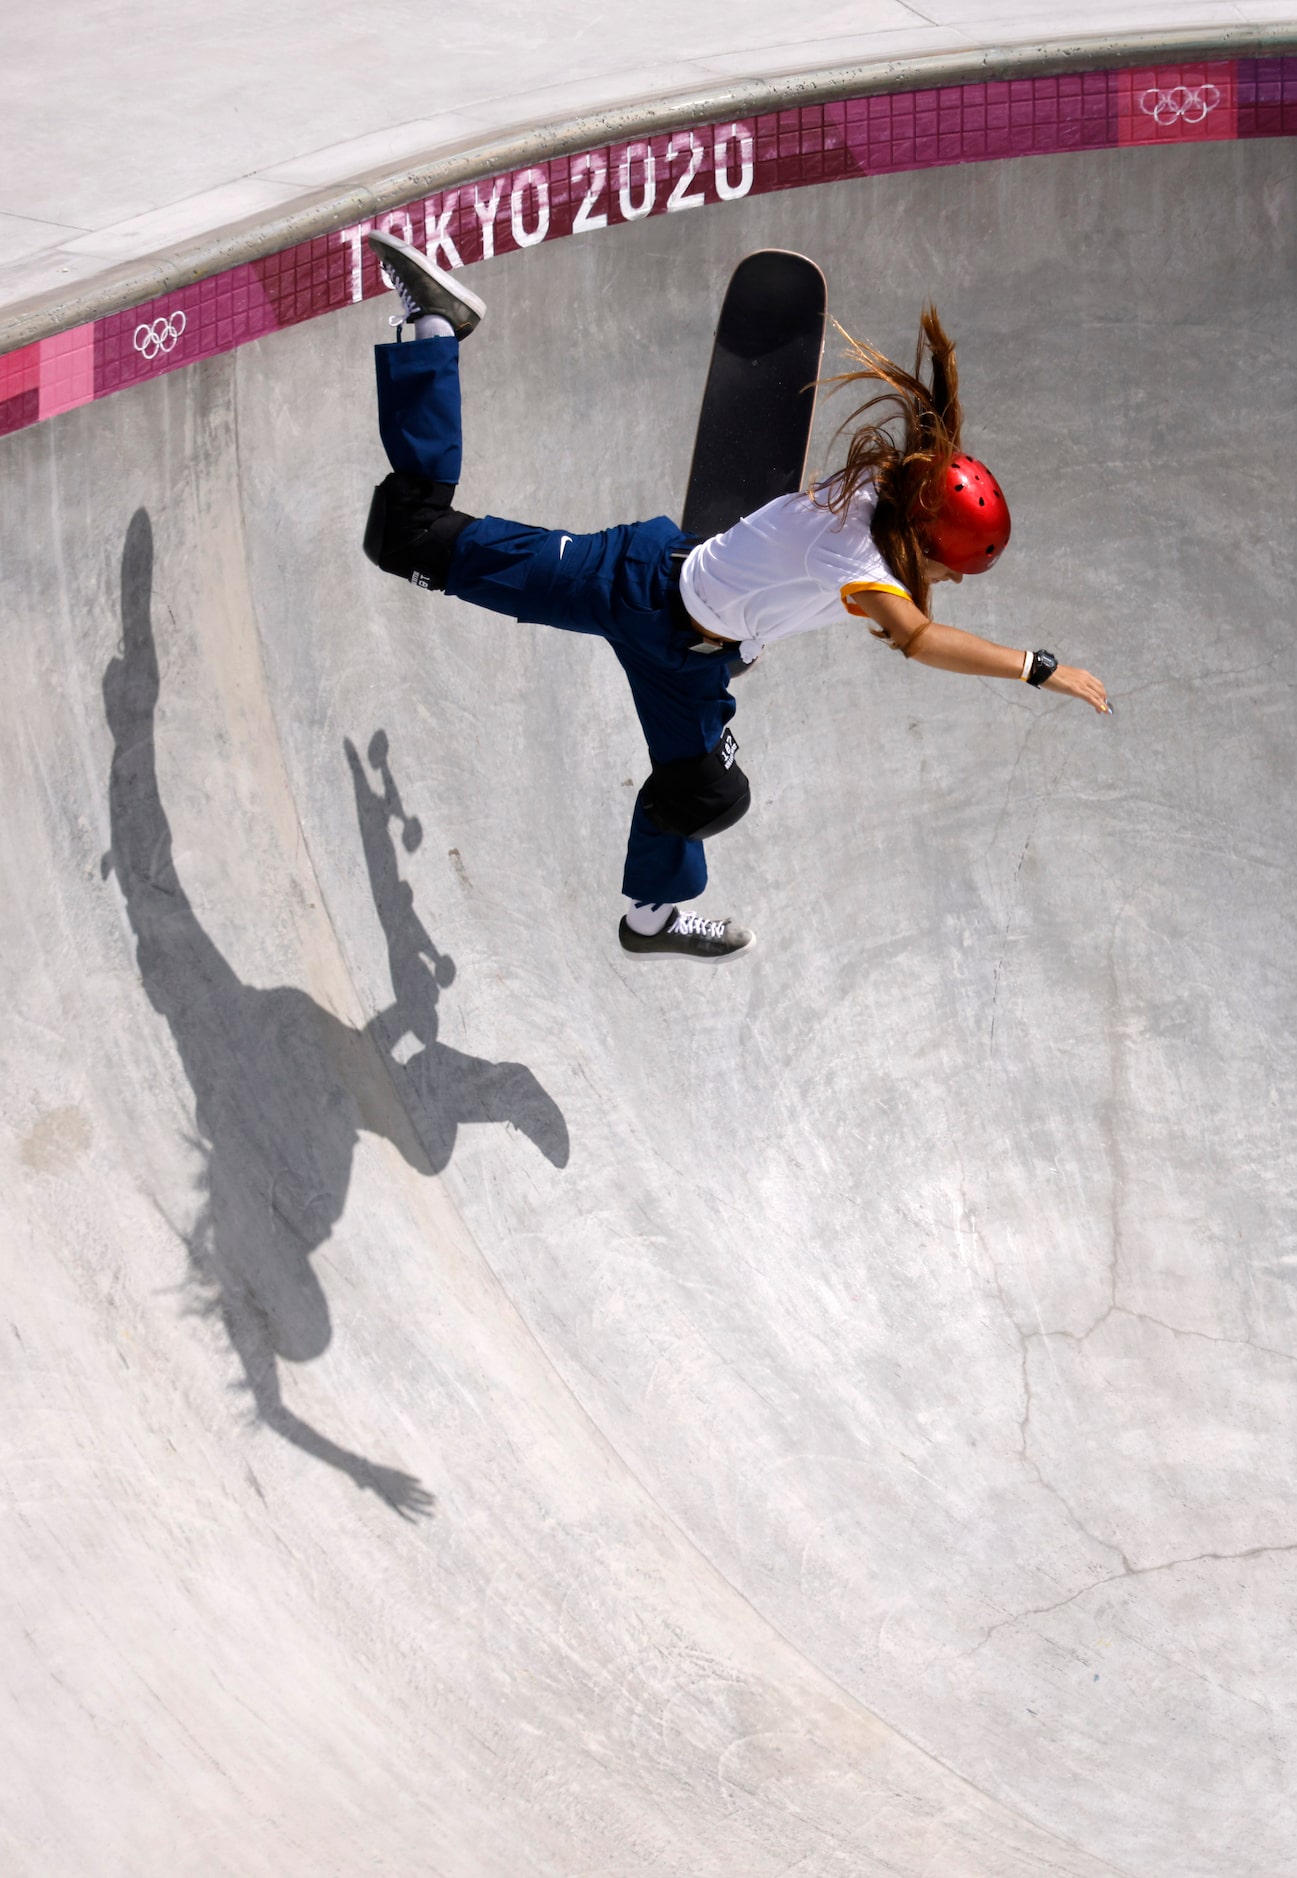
[
  {"x1": 639, "y1": 727, "x2": 751, "y2": 841},
  {"x1": 363, "y1": 474, "x2": 476, "y2": 590}
]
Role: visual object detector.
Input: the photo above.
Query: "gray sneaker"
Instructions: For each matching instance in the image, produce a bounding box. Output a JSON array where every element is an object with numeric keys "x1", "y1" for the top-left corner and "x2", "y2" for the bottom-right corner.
[
  {"x1": 367, "y1": 229, "x2": 485, "y2": 339},
  {"x1": 618, "y1": 908, "x2": 755, "y2": 963}
]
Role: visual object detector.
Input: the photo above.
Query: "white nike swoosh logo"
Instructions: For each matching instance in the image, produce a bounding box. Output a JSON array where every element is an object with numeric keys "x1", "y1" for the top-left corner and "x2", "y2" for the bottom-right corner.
[{"x1": 558, "y1": 534, "x2": 573, "y2": 558}]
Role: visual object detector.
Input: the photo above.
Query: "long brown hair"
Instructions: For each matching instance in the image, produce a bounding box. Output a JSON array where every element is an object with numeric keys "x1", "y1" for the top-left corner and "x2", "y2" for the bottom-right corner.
[{"x1": 816, "y1": 305, "x2": 962, "y2": 623}]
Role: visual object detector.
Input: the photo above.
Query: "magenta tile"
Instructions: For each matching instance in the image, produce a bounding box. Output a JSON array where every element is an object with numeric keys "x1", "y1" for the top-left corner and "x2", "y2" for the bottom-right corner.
[
  {"x1": 39, "y1": 325, "x2": 96, "y2": 418},
  {"x1": 95, "y1": 297, "x2": 188, "y2": 395},
  {"x1": 1117, "y1": 61, "x2": 1237, "y2": 146},
  {"x1": 1239, "y1": 57, "x2": 1297, "y2": 138},
  {"x1": 0, "y1": 340, "x2": 40, "y2": 402},
  {"x1": 0, "y1": 385, "x2": 38, "y2": 436}
]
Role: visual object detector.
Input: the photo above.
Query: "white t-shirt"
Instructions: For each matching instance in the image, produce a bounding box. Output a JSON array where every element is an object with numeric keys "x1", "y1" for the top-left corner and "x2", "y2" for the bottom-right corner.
[{"x1": 678, "y1": 482, "x2": 909, "y2": 663}]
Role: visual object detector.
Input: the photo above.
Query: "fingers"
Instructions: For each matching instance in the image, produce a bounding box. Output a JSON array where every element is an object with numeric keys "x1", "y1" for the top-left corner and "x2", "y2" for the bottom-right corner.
[
  {"x1": 1082, "y1": 670, "x2": 1112, "y2": 715},
  {"x1": 1045, "y1": 666, "x2": 1111, "y2": 715}
]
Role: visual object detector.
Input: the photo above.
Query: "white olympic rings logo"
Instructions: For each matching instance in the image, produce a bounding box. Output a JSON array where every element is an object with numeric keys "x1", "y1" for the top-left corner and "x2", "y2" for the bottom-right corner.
[
  {"x1": 1138, "y1": 84, "x2": 1222, "y2": 127},
  {"x1": 133, "y1": 310, "x2": 188, "y2": 360}
]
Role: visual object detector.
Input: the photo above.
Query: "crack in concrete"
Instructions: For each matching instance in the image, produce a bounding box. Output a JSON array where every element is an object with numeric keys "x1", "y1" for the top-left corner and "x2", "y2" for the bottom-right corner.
[
  {"x1": 972, "y1": 1537, "x2": 1297, "y2": 1653},
  {"x1": 984, "y1": 721, "x2": 1079, "y2": 1066},
  {"x1": 974, "y1": 1218, "x2": 1297, "y2": 1663},
  {"x1": 1041, "y1": 1303, "x2": 1297, "y2": 1369},
  {"x1": 954, "y1": 1174, "x2": 1131, "y2": 1605},
  {"x1": 987, "y1": 804, "x2": 1045, "y2": 1065}
]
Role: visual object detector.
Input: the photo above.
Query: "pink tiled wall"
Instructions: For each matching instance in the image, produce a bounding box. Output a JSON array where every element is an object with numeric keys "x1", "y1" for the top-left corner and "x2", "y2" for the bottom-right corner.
[{"x1": 2, "y1": 57, "x2": 1293, "y2": 441}]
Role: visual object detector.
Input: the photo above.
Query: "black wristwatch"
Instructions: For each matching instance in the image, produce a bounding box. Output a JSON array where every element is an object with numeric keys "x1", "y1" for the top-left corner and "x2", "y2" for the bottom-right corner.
[{"x1": 1026, "y1": 649, "x2": 1058, "y2": 688}]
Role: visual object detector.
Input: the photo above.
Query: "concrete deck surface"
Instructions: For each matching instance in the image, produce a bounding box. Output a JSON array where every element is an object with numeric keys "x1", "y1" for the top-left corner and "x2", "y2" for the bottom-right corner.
[
  {"x1": 3, "y1": 128, "x2": 1296, "y2": 1875},
  {"x1": 1, "y1": 3, "x2": 1290, "y2": 322}
]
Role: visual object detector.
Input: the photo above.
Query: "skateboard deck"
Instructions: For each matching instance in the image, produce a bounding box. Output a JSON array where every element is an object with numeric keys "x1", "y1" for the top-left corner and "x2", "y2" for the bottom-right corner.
[{"x1": 681, "y1": 250, "x2": 828, "y2": 541}]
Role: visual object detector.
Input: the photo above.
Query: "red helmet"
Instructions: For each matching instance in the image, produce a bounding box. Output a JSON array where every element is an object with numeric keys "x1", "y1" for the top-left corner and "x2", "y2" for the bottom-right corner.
[{"x1": 920, "y1": 454, "x2": 1011, "y2": 575}]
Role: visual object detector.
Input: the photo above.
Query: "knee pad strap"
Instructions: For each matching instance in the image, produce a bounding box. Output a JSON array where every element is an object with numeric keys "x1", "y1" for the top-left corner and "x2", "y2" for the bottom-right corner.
[{"x1": 363, "y1": 474, "x2": 476, "y2": 590}]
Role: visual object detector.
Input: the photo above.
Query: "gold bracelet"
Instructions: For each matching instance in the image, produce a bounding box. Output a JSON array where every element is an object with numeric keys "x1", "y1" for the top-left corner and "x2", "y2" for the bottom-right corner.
[{"x1": 1019, "y1": 649, "x2": 1033, "y2": 681}]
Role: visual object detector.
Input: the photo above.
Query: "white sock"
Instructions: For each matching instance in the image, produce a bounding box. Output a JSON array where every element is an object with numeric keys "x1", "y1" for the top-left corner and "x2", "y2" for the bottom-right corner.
[
  {"x1": 414, "y1": 314, "x2": 455, "y2": 341},
  {"x1": 624, "y1": 899, "x2": 675, "y2": 936}
]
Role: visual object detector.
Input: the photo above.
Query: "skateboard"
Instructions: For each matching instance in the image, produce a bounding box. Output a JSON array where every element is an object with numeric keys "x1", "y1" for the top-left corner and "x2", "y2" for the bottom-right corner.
[{"x1": 681, "y1": 250, "x2": 828, "y2": 541}]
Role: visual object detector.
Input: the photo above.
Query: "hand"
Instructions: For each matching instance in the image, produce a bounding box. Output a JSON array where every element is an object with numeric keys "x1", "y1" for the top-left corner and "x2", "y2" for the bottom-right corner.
[
  {"x1": 348, "y1": 1457, "x2": 437, "y2": 1521},
  {"x1": 1043, "y1": 664, "x2": 1111, "y2": 715}
]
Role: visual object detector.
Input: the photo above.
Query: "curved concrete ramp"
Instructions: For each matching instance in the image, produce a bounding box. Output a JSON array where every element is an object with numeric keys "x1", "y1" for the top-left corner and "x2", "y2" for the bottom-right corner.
[{"x1": 3, "y1": 138, "x2": 1295, "y2": 1876}]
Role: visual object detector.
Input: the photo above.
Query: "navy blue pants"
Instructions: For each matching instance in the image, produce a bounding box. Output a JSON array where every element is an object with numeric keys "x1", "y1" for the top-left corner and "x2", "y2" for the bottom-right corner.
[{"x1": 374, "y1": 336, "x2": 738, "y2": 905}]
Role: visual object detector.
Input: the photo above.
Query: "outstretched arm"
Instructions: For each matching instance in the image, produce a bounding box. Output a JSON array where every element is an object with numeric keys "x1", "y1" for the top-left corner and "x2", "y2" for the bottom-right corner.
[
  {"x1": 848, "y1": 587, "x2": 1111, "y2": 715},
  {"x1": 216, "y1": 1282, "x2": 435, "y2": 1521}
]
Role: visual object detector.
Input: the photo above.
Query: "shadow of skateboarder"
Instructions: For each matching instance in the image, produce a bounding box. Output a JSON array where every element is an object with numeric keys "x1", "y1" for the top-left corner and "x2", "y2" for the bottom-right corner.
[{"x1": 102, "y1": 508, "x2": 568, "y2": 1518}]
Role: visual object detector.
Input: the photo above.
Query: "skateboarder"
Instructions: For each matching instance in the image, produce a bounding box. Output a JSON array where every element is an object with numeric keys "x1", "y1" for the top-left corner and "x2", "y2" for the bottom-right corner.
[{"x1": 361, "y1": 232, "x2": 1110, "y2": 963}]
